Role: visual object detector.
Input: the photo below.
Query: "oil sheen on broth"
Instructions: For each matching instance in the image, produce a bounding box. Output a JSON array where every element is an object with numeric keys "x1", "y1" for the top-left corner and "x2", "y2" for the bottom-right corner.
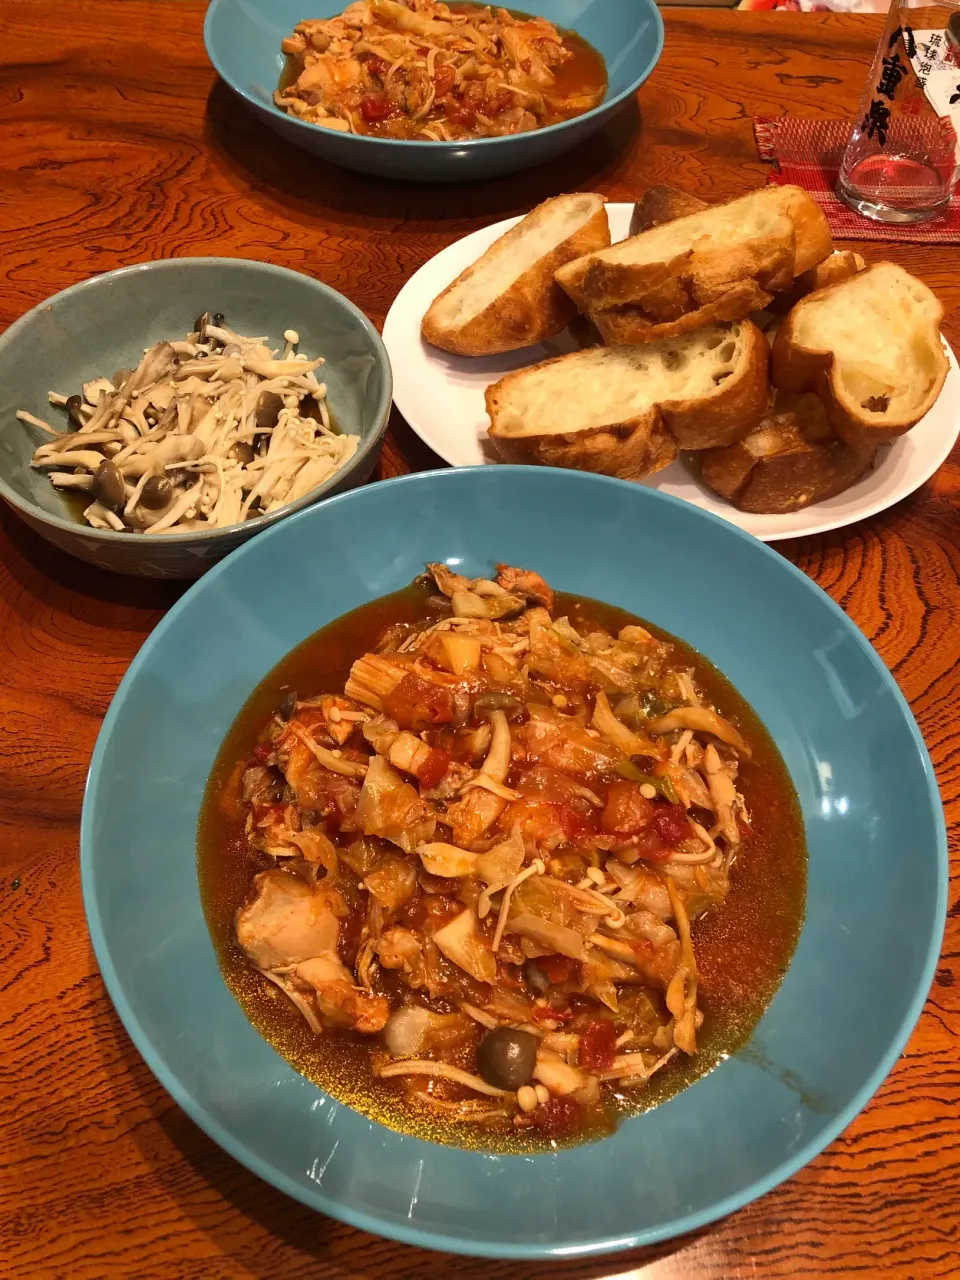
[{"x1": 198, "y1": 581, "x2": 806, "y2": 1152}]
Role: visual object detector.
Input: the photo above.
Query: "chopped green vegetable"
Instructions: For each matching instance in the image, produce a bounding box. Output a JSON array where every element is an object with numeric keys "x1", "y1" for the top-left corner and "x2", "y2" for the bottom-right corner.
[
  {"x1": 614, "y1": 760, "x2": 680, "y2": 804},
  {"x1": 641, "y1": 692, "x2": 672, "y2": 718},
  {"x1": 658, "y1": 774, "x2": 680, "y2": 804}
]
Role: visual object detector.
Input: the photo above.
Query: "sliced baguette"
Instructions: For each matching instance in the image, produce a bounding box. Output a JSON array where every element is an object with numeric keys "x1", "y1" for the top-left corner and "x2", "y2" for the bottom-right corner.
[
  {"x1": 421, "y1": 193, "x2": 610, "y2": 357},
  {"x1": 629, "y1": 185, "x2": 709, "y2": 236},
  {"x1": 771, "y1": 262, "x2": 948, "y2": 445},
  {"x1": 767, "y1": 250, "x2": 866, "y2": 316},
  {"x1": 486, "y1": 320, "x2": 770, "y2": 478},
  {"x1": 699, "y1": 390, "x2": 876, "y2": 514},
  {"x1": 589, "y1": 278, "x2": 772, "y2": 346},
  {"x1": 555, "y1": 185, "x2": 832, "y2": 321}
]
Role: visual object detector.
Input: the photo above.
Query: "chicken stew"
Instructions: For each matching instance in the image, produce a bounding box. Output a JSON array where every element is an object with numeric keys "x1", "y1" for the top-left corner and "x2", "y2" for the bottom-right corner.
[
  {"x1": 276, "y1": 1, "x2": 607, "y2": 141},
  {"x1": 199, "y1": 565, "x2": 805, "y2": 1151}
]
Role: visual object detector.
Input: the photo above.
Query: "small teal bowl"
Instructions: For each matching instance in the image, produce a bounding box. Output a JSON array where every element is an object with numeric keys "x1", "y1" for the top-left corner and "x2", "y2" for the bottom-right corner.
[
  {"x1": 0, "y1": 259, "x2": 391, "y2": 579},
  {"x1": 204, "y1": 0, "x2": 664, "y2": 182},
  {"x1": 81, "y1": 467, "x2": 946, "y2": 1258}
]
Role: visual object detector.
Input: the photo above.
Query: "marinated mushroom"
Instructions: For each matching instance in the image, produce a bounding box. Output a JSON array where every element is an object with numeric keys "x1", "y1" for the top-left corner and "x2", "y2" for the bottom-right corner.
[
  {"x1": 17, "y1": 316, "x2": 360, "y2": 534},
  {"x1": 476, "y1": 1027, "x2": 538, "y2": 1091}
]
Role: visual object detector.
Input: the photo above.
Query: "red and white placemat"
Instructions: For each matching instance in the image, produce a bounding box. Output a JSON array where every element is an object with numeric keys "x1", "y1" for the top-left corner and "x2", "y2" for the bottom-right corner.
[{"x1": 754, "y1": 116, "x2": 960, "y2": 241}]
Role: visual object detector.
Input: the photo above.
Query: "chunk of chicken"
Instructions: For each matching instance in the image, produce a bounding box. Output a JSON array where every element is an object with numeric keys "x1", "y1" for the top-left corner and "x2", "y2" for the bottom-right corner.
[
  {"x1": 495, "y1": 564, "x2": 554, "y2": 611},
  {"x1": 295, "y1": 955, "x2": 389, "y2": 1033},
  {"x1": 236, "y1": 870, "x2": 346, "y2": 971}
]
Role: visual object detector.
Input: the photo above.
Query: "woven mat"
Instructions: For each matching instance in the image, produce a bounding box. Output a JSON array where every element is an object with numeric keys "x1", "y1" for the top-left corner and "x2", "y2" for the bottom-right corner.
[{"x1": 753, "y1": 116, "x2": 960, "y2": 242}]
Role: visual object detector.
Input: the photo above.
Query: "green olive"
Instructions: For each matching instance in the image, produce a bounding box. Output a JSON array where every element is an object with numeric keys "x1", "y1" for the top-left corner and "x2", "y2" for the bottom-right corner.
[
  {"x1": 230, "y1": 441, "x2": 256, "y2": 466},
  {"x1": 255, "y1": 390, "x2": 284, "y2": 430},
  {"x1": 140, "y1": 475, "x2": 173, "y2": 510},
  {"x1": 92, "y1": 460, "x2": 125, "y2": 511},
  {"x1": 476, "y1": 1027, "x2": 538, "y2": 1091},
  {"x1": 65, "y1": 394, "x2": 84, "y2": 426}
]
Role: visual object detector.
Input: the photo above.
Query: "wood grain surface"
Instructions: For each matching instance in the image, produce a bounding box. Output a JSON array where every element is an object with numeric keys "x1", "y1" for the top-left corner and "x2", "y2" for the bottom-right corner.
[{"x1": 1, "y1": 3, "x2": 958, "y2": 1277}]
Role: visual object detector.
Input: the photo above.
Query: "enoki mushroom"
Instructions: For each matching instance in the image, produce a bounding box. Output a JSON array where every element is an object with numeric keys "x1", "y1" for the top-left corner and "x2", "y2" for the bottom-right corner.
[{"x1": 17, "y1": 314, "x2": 359, "y2": 534}]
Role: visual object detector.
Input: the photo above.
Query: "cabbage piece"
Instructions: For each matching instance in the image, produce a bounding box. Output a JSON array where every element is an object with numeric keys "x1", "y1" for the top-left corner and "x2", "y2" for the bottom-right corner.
[
  {"x1": 511, "y1": 874, "x2": 594, "y2": 936},
  {"x1": 363, "y1": 854, "x2": 418, "y2": 910},
  {"x1": 352, "y1": 755, "x2": 436, "y2": 853},
  {"x1": 475, "y1": 827, "x2": 525, "y2": 887},
  {"x1": 506, "y1": 913, "x2": 587, "y2": 961},
  {"x1": 432, "y1": 907, "x2": 497, "y2": 984}
]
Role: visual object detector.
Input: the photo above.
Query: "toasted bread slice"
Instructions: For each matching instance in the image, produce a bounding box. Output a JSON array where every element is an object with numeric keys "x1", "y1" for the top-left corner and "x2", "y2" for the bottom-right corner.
[
  {"x1": 555, "y1": 185, "x2": 832, "y2": 322},
  {"x1": 699, "y1": 390, "x2": 876, "y2": 514},
  {"x1": 767, "y1": 250, "x2": 866, "y2": 316},
  {"x1": 771, "y1": 262, "x2": 948, "y2": 445},
  {"x1": 589, "y1": 278, "x2": 772, "y2": 346},
  {"x1": 421, "y1": 193, "x2": 610, "y2": 357},
  {"x1": 486, "y1": 320, "x2": 770, "y2": 478},
  {"x1": 629, "y1": 185, "x2": 709, "y2": 236}
]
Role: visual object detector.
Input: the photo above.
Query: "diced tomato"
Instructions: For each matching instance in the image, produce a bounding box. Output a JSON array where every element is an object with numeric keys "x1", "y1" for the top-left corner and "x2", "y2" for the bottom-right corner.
[
  {"x1": 484, "y1": 89, "x2": 511, "y2": 118},
  {"x1": 359, "y1": 91, "x2": 393, "y2": 123},
  {"x1": 635, "y1": 828, "x2": 670, "y2": 862},
  {"x1": 366, "y1": 55, "x2": 390, "y2": 79},
  {"x1": 384, "y1": 673, "x2": 455, "y2": 732},
  {"x1": 414, "y1": 745, "x2": 450, "y2": 790},
  {"x1": 251, "y1": 742, "x2": 272, "y2": 764},
  {"x1": 433, "y1": 63, "x2": 455, "y2": 96},
  {"x1": 651, "y1": 802, "x2": 691, "y2": 847},
  {"x1": 532, "y1": 1002, "x2": 574, "y2": 1027},
  {"x1": 499, "y1": 798, "x2": 595, "y2": 843},
  {"x1": 538, "y1": 954, "x2": 575, "y2": 984},
  {"x1": 600, "y1": 780, "x2": 654, "y2": 838},
  {"x1": 251, "y1": 803, "x2": 286, "y2": 827},
  {"x1": 533, "y1": 1095, "x2": 582, "y2": 1138},
  {"x1": 578, "y1": 1019, "x2": 617, "y2": 1072},
  {"x1": 442, "y1": 99, "x2": 476, "y2": 128}
]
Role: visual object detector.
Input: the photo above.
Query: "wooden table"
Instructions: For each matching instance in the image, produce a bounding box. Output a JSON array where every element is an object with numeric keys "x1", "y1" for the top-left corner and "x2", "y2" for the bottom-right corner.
[{"x1": 1, "y1": 3, "x2": 957, "y2": 1276}]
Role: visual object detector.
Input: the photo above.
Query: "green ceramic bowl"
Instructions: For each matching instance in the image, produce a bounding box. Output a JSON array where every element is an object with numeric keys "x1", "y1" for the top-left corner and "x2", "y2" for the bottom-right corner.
[{"x1": 0, "y1": 259, "x2": 392, "y2": 578}]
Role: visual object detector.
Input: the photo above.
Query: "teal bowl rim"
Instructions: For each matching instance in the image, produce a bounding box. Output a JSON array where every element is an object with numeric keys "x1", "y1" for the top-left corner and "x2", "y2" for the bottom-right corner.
[
  {"x1": 203, "y1": 0, "x2": 665, "y2": 154},
  {"x1": 0, "y1": 257, "x2": 393, "y2": 547},
  {"x1": 80, "y1": 467, "x2": 948, "y2": 1259}
]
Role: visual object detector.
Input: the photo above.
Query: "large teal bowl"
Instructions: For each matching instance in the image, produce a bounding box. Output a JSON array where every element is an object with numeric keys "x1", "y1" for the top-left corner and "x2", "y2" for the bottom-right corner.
[
  {"x1": 81, "y1": 467, "x2": 946, "y2": 1258},
  {"x1": 0, "y1": 259, "x2": 391, "y2": 578},
  {"x1": 203, "y1": 0, "x2": 664, "y2": 181}
]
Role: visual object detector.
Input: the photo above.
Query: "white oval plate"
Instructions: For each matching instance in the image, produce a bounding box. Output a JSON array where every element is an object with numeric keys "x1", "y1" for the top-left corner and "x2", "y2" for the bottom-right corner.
[{"x1": 383, "y1": 203, "x2": 960, "y2": 542}]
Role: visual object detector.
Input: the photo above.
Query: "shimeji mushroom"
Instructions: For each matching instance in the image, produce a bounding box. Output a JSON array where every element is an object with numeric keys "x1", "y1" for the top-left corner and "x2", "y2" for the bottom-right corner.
[{"x1": 18, "y1": 315, "x2": 359, "y2": 534}]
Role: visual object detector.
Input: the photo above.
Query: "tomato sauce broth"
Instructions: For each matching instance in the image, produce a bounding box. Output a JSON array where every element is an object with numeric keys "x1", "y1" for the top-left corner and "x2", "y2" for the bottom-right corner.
[{"x1": 198, "y1": 583, "x2": 807, "y2": 1151}]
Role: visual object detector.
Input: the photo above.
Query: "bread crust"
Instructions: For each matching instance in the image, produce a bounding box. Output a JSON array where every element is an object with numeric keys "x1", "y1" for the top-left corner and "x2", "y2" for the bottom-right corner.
[
  {"x1": 590, "y1": 279, "x2": 773, "y2": 345},
  {"x1": 767, "y1": 250, "x2": 865, "y2": 316},
  {"x1": 771, "y1": 264, "x2": 948, "y2": 445},
  {"x1": 629, "y1": 186, "x2": 709, "y2": 235},
  {"x1": 699, "y1": 390, "x2": 876, "y2": 513},
  {"x1": 556, "y1": 186, "x2": 833, "y2": 331},
  {"x1": 421, "y1": 195, "x2": 610, "y2": 357},
  {"x1": 488, "y1": 408, "x2": 680, "y2": 481},
  {"x1": 485, "y1": 320, "x2": 771, "y2": 474}
]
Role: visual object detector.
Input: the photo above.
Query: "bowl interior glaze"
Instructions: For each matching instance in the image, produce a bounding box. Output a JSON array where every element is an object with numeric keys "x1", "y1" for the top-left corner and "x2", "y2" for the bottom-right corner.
[{"x1": 81, "y1": 467, "x2": 946, "y2": 1258}]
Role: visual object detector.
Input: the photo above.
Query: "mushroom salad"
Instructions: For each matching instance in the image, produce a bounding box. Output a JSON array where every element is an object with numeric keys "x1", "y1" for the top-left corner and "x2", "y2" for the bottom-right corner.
[{"x1": 17, "y1": 314, "x2": 359, "y2": 534}]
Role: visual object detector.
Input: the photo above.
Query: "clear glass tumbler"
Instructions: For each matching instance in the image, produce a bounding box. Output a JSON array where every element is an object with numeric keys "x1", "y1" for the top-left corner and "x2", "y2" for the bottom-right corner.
[{"x1": 837, "y1": 3, "x2": 960, "y2": 223}]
